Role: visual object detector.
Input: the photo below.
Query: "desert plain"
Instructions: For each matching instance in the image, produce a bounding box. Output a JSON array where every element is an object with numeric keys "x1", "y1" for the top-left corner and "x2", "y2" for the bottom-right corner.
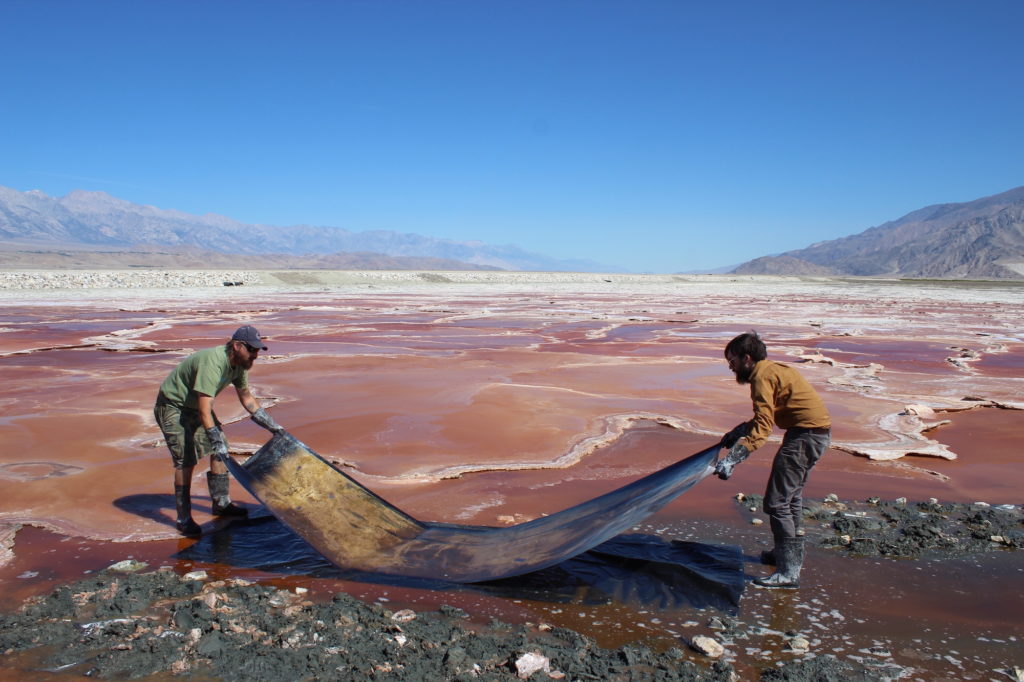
[{"x1": 0, "y1": 270, "x2": 1021, "y2": 680}]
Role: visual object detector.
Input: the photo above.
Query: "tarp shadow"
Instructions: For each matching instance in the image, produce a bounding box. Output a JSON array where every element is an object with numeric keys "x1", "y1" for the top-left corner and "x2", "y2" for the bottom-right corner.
[{"x1": 175, "y1": 513, "x2": 744, "y2": 613}]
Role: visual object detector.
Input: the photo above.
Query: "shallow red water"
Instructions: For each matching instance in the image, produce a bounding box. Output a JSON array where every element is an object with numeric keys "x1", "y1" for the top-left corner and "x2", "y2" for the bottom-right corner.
[{"x1": 0, "y1": 279, "x2": 1021, "y2": 677}]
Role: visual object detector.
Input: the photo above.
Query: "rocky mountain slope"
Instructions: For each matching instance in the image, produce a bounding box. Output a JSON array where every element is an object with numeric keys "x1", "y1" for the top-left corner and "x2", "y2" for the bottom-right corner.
[
  {"x1": 0, "y1": 186, "x2": 614, "y2": 272},
  {"x1": 732, "y1": 186, "x2": 1024, "y2": 279}
]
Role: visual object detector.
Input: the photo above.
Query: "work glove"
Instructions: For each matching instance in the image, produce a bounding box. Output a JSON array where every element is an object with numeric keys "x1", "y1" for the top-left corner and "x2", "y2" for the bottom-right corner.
[
  {"x1": 205, "y1": 426, "x2": 230, "y2": 461},
  {"x1": 251, "y1": 407, "x2": 285, "y2": 434},
  {"x1": 714, "y1": 442, "x2": 750, "y2": 480},
  {"x1": 721, "y1": 423, "x2": 750, "y2": 449}
]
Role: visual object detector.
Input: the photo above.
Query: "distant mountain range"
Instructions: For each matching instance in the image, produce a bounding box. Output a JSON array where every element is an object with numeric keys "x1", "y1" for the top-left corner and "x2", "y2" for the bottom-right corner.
[
  {"x1": 731, "y1": 185, "x2": 1024, "y2": 280},
  {"x1": 0, "y1": 186, "x2": 617, "y2": 272},
  {"x1": 2, "y1": 185, "x2": 1023, "y2": 278}
]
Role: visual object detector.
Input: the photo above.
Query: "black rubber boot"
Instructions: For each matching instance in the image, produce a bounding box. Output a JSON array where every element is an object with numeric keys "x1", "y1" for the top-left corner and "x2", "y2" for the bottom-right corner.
[
  {"x1": 174, "y1": 484, "x2": 202, "y2": 536},
  {"x1": 759, "y1": 547, "x2": 777, "y2": 565},
  {"x1": 754, "y1": 537, "x2": 803, "y2": 588},
  {"x1": 207, "y1": 472, "x2": 248, "y2": 517}
]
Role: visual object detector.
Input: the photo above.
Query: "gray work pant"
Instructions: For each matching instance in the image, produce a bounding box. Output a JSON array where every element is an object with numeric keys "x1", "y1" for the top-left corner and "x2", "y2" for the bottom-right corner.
[{"x1": 763, "y1": 427, "x2": 831, "y2": 540}]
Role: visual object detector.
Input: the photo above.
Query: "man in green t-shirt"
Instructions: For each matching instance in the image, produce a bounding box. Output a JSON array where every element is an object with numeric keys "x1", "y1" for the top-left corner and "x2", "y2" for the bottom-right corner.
[{"x1": 154, "y1": 325, "x2": 285, "y2": 536}]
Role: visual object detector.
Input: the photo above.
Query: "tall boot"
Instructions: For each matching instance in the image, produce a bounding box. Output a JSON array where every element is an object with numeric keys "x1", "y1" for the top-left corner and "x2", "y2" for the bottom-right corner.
[
  {"x1": 754, "y1": 537, "x2": 803, "y2": 588},
  {"x1": 760, "y1": 528, "x2": 786, "y2": 565},
  {"x1": 174, "y1": 484, "x2": 202, "y2": 536},
  {"x1": 207, "y1": 472, "x2": 248, "y2": 517}
]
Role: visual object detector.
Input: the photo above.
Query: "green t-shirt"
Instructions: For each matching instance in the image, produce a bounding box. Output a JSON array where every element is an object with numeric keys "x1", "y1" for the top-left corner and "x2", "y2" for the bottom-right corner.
[{"x1": 158, "y1": 345, "x2": 249, "y2": 410}]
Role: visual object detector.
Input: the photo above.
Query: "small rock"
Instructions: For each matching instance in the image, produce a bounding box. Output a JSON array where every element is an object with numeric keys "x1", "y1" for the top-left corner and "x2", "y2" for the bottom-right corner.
[
  {"x1": 974, "y1": 501, "x2": 991, "y2": 508},
  {"x1": 183, "y1": 570, "x2": 208, "y2": 581},
  {"x1": 928, "y1": 498, "x2": 939, "y2": 505},
  {"x1": 391, "y1": 609, "x2": 417, "y2": 623},
  {"x1": 867, "y1": 496, "x2": 880, "y2": 505},
  {"x1": 787, "y1": 636, "x2": 810, "y2": 653},
  {"x1": 1002, "y1": 666, "x2": 1024, "y2": 682},
  {"x1": 735, "y1": 493, "x2": 747, "y2": 502},
  {"x1": 515, "y1": 651, "x2": 551, "y2": 678},
  {"x1": 295, "y1": 587, "x2": 308, "y2": 595},
  {"x1": 904, "y1": 404, "x2": 936, "y2": 418},
  {"x1": 748, "y1": 506, "x2": 757, "y2": 512},
  {"x1": 895, "y1": 497, "x2": 907, "y2": 505},
  {"x1": 690, "y1": 635, "x2": 725, "y2": 658},
  {"x1": 708, "y1": 617, "x2": 727, "y2": 630},
  {"x1": 497, "y1": 515, "x2": 516, "y2": 525},
  {"x1": 825, "y1": 493, "x2": 840, "y2": 503},
  {"x1": 106, "y1": 559, "x2": 147, "y2": 573},
  {"x1": 991, "y1": 535, "x2": 1007, "y2": 544},
  {"x1": 751, "y1": 518, "x2": 764, "y2": 525},
  {"x1": 394, "y1": 633, "x2": 407, "y2": 647},
  {"x1": 840, "y1": 535, "x2": 852, "y2": 545}
]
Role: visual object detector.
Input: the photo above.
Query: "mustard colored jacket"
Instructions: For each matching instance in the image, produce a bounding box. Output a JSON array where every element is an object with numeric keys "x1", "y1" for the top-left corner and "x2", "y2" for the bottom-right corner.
[{"x1": 739, "y1": 360, "x2": 831, "y2": 452}]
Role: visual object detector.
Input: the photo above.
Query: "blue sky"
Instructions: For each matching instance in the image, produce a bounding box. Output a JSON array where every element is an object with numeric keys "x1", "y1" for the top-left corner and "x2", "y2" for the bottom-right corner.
[{"x1": 2, "y1": 1, "x2": 1022, "y2": 273}]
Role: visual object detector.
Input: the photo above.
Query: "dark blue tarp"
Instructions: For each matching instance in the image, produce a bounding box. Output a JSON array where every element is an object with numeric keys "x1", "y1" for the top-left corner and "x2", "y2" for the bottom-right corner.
[{"x1": 217, "y1": 432, "x2": 725, "y2": 585}]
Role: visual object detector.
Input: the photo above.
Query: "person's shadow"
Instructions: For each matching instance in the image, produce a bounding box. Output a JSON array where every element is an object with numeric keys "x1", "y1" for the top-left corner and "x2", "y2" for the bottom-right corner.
[{"x1": 113, "y1": 493, "x2": 221, "y2": 530}]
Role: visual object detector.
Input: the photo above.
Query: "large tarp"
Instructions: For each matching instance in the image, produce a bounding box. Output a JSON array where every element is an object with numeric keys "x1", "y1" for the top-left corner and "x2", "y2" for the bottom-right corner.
[{"x1": 222, "y1": 432, "x2": 719, "y2": 584}]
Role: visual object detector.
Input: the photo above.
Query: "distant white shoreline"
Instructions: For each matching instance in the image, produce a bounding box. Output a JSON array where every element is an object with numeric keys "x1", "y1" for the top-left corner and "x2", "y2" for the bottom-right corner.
[{"x1": 1, "y1": 269, "x2": 1021, "y2": 309}]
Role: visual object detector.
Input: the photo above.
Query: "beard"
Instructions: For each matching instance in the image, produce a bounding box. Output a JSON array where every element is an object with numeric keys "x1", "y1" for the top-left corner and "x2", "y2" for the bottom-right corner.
[
  {"x1": 228, "y1": 346, "x2": 255, "y2": 370},
  {"x1": 733, "y1": 363, "x2": 754, "y2": 384}
]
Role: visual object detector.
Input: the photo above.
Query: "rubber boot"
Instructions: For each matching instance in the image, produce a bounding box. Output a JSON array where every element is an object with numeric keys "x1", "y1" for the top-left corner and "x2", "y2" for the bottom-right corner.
[
  {"x1": 754, "y1": 537, "x2": 803, "y2": 588},
  {"x1": 174, "y1": 484, "x2": 202, "y2": 536},
  {"x1": 207, "y1": 472, "x2": 248, "y2": 517},
  {"x1": 759, "y1": 547, "x2": 777, "y2": 565}
]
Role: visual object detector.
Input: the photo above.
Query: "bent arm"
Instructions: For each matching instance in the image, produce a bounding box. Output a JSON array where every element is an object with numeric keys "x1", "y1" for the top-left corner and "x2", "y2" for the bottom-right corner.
[
  {"x1": 741, "y1": 377, "x2": 777, "y2": 452},
  {"x1": 196, "y1": 394, "x2": 217, "y2": 430}
]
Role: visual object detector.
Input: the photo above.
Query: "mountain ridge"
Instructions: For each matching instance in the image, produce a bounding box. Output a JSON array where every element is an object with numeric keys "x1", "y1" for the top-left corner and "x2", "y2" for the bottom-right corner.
[
  {"x1": 0, "y1": 186, "x2": 618, "y2": 272},
  {"x1": 731, "y1": 185, "x2": 1024, "y2": 279}
]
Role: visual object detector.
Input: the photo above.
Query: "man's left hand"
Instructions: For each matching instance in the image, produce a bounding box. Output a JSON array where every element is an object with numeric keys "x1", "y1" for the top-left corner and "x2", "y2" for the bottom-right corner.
[{"x1": 251, "y1": 407, "x2": 285, "y2": 434}]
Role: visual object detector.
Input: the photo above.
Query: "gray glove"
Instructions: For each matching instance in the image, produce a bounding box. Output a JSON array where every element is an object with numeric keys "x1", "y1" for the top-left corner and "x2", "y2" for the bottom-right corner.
[
  {"x1": 205, "y1": 426, "x2": 229, "y2": 460},
  {"x1": 721, "y1": 422, "x2": 750, "y2": 449},
  {"x1": 251, "y1": 407, "x2": 285, "y2": 434},
  {"x1": 715, "y1": 442, "x2": 750, "y2": 480}
]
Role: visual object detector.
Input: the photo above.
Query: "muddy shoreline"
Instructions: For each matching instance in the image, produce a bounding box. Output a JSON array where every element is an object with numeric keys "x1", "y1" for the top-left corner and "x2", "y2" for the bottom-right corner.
[{"x1": 2, "y1": 493, "x2": 1019, "y2": 681}]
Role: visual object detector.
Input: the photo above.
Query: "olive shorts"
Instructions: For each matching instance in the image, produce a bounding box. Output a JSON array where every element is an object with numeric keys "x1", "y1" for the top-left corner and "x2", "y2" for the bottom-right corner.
[{"x1": 154, "y1": 394, "x2": 218, "y2": 469}]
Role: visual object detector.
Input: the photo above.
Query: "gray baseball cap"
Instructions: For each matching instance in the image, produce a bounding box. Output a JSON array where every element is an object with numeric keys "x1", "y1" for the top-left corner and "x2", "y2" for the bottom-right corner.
[{"x1": 232, "y1": 325, "x2": 267, "y2": 350}]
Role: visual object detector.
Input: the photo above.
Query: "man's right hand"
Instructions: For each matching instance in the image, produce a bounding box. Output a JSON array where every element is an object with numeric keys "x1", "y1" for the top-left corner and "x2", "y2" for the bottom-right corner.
[
  {"x1": 205, "y1": 426, "x2": 229, "y2": 461},
  {"x1": 720, "y1": 423, "x2": 750, "y2": 449}
]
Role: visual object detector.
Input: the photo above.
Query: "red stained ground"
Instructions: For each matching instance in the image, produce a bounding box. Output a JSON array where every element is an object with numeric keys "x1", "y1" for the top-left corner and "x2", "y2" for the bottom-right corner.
[{"x1": 0, "y1": 279, "x2": 1021, "y2": 678}]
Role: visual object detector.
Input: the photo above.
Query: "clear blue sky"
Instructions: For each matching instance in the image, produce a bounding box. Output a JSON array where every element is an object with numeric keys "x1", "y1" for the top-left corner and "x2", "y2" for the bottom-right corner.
[{"x1": 2, "y1": 1, "x2": 1022, "y2": 272}]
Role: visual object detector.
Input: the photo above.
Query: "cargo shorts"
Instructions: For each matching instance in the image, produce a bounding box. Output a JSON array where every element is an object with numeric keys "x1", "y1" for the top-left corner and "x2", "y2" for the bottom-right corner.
[{"x1": 154, "y1": 394, "x2": 220, "y2": 469}]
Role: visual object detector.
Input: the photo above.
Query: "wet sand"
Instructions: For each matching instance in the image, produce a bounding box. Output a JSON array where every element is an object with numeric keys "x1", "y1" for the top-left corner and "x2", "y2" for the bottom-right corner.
[{"x1": 0, "y1": 272, "x2": 1021, "y2": 678}]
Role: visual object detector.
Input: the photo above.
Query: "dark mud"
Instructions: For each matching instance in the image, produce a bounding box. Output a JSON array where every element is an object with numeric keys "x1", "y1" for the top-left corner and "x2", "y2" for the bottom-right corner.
[
  {"x1": 1, "y1": 567, "x2": 736, "y2": 680},
  {"x1": 734, "y1": 494, "x2": 1023, "y2": 558},
  {"x1": 2, "y1": 496, "x2": 1019, "y2": 681},
  {"x1": 2, "y1": 565, "x2": 900, "y2": 681}
]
